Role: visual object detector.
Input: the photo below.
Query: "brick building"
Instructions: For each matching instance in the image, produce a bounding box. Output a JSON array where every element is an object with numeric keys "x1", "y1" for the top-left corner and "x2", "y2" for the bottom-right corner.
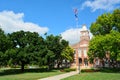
[
  {"x1": 71, "y1": 25, "x2": 120, "y2": 69},
  {"x1": 71, "y1": 25, "x2": 92, "y2": 69}
]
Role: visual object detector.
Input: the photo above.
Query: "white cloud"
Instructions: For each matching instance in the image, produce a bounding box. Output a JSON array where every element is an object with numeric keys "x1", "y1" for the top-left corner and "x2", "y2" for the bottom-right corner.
[
  {"x1": 0, "y1": 11, "x2": 48, "y2": 34},
  {"x1": 81, "y1": 0, "x2": 120, "y2": 12},
  {"x1": 61, "y1": 26, "x2": 93, "y2": 45},
  {"x1": 61, "y1": 28, "x2": 81, "y2": 45}
]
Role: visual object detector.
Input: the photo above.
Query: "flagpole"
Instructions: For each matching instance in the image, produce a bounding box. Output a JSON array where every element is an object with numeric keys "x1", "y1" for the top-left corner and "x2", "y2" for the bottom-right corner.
[
  {"x1": 74, "y1": 8, "x2": 80, "y2": 74},
  {"x1": 76, "y1": 18, "x2": 78, "y2": 28}
]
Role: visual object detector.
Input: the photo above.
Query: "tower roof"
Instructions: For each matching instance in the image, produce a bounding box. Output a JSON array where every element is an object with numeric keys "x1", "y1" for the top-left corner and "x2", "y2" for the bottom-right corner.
[{"x1": 81, "y1": 25, "x2": 87, "y2": 31}]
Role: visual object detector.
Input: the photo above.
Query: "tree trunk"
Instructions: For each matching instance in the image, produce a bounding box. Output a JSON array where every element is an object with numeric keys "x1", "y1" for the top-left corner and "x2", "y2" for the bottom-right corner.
[
  {"x1": 57, "y1": 63, "x2": 60, "y2": 69},
  {"x1": 21, "y1": 62, "x2": 25, "y2": 72},
  {"x1": 65, "y1": 60, "x2": 68, "y2": 68},
  {"x1": 57, "y1": 61, "x2": 62, "y2": 69}
]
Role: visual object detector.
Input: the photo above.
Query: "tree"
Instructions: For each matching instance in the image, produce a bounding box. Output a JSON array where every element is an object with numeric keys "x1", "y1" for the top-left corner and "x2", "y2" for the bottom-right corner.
[
  {"x1": 55, "y1": 39, "x2": 69, "y2": 68},
  {"x1": 9, "y1": 31, "x2": 43, "y2": 71},
  {"x1": 0, "y1": 27, "x2": 73, "y2": 69},
  {"x1": 61, "y1": 46, "x2": 74, "y2": 62},
  {"x1": 0, "y1": 28, "x2": 12, "y2": 53},
  {"x1": 0, "y1": 28, "x2": 12, "y2": 66},
  {"x1": 90, "y1": 9, "x2": 120, "y2": 35},
  {"x1": 40, "y1": 47, "x2": 55, "y2": 70},
  {"x1": 0, "y1": 28, "x2": 6, "y2": 66},
  {"x1": 44, "y1": 34, "x2": 69, "y2": 68},
  {"x1": 61, "y1": 46, "x2": 74, "y2": 67},
  {"x1": 112, "y1": 9, "x2": 120, "y2": 32},
  {"x1": 88, "y1": 30, "x2": 120, "y2": 63},
  {"x1": 88, "y1": 9, "x2": 120, "y2": 65},
  {"x1": 107, "y1": 31, "x2": 120, "y2": 61},
  {"x1": 5, "y1": 49, "x2": 17, "y2": 67}
]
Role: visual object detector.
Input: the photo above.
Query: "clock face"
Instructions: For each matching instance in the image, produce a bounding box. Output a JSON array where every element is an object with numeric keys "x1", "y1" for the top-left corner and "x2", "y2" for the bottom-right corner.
[
  {"x1": 83, "y1": 33, "x2": 86, "y2": 36},
  {"x1": 84, "y1": 32, "x2": 88, "y2": 35},
  {"x1": 81, "y1": 31, "x2": 88, "y2": 36}
]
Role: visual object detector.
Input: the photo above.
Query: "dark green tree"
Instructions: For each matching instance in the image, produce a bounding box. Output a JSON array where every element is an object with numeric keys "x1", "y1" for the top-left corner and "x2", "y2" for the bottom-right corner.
[
  {"x1": 45, "y1": 34, "x2": 69, "y2": 68},
  {"x1": 0, "y1": 28, "x2": 12, "y2": 66},
  {"x1": 9, "y1": 30, "x2": 43, "y2": 71}
]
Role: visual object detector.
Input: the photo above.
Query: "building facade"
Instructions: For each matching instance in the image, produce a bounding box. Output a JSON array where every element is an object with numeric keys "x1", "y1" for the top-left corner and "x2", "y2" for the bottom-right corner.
[
  {"x1": 71, "y1": 25, "x2": 92, "y2": 69},
  {"x1": 71, "y1": 25, "x2": 120, "y2": 69}
]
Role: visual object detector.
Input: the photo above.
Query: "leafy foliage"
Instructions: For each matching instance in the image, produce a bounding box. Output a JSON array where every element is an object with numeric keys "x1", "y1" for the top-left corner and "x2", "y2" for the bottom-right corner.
[
  {"x1": 0, "y1": 28, "x2": 74, "y2": 71},
  {"x1": 7, "y1": 31, "x2": 44, "y2": 71},
  {"x1": 88, "y1": 9, "x2": 120, "y2": 63},
  {"x1": 90, "y1": 9, "x2": 120, "y2": 35},
  {"x1": 61, "y1": 46, "x2": 74, "y2": 62},
  {"x1": 89, "y1": 30, "x2": 120, "y2": 62}
]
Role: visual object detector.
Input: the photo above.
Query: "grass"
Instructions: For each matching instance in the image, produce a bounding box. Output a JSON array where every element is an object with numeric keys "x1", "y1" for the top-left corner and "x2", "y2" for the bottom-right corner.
[
  {"x1": 0, "y1": 68, "x2": 65, "y2": 80},
  {"x1": 0, "y1": 67, "x2": 120, "y2": 80},
  {"x1": 62, "y1": 68, "x2": 120, "y2": 80},
  {"x1": 61, "y1": 72, "x2": 120, "y2": 80}
]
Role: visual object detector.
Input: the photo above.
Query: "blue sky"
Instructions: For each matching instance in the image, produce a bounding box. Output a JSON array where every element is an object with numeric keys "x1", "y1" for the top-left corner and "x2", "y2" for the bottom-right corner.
[{"x1": 0, "y1": 0, "x2": 120, "y2": 44}]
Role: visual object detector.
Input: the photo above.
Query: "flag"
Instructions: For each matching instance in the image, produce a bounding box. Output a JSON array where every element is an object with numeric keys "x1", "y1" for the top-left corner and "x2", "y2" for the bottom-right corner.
[{"x1": 74, "y1": 8, "x2": 78, "y2": 20}]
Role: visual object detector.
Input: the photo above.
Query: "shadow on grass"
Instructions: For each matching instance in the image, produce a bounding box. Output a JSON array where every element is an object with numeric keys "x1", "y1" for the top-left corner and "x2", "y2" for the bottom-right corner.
[
  {"x1": 81, "y1": 68, "x2": 120, "y2": 73},
  {"x1": 0, "y1": 68, "x2": 57, "y2": 76},
  {"x1": 100, "y1": 67, "x2": 120, "y2": 73}
]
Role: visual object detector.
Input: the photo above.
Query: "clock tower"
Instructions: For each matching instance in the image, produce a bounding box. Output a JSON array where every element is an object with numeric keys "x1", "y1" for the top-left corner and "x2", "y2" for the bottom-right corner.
[
  {"x1": 80, "y1": 25, "x2": 90, "y2": 41},
  {"x1": 71, "y1": 25, "x2": 92, "y2": 69}
]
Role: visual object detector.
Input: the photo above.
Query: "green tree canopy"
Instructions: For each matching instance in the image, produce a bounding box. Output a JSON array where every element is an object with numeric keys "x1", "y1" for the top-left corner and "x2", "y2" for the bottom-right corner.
[
  {"x1": 90, "y1": 9, "x2": 120, "y2": 35},
  {"x1": 88, "y1": 9, "x2": 120, "y2": 63},
  {"x1": 61, "y1": 46, "x2": 74, "y2": 62},
  {"x1": 45, "y1": 34, "x2": 69, "y2": 68},
  {"x1": 0, "y1": 27, "x2": 74, "y2": 70},
  {"x1": 9, "y1": 31, "x2": 43, "y2": 71},
  {"x1": 88, "y1": 30, "x2": 120, "y2": 63}
]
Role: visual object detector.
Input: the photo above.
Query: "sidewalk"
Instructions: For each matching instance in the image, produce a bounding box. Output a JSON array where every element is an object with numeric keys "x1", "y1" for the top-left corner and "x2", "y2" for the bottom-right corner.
[{"x1": 38, "y1": 71, "x2": 78, "y2": 80}]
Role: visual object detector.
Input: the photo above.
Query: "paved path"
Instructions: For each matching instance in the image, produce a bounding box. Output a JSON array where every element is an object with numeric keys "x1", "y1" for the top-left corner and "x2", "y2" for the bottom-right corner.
[{"x1": 38, "y1": 71, "x2": 78, "y2": 80}]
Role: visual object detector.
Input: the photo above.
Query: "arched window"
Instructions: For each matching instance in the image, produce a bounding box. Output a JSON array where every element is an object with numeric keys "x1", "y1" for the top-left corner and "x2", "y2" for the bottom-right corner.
[{"x1": 79, "y1": 58, "x2": 82, "y2": 64}]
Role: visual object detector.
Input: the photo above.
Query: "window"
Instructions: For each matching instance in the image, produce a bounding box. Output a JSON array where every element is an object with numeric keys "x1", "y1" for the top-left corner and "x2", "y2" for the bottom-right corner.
[
  {"x1": 84, "y1": 58, "x2": 88, "y2": 66},
  {"x1": 78, "y1": 48, "x2": 82, "y2": 57},
  {"x1": 84, "y1": 48, "x2": 87, "y2": 57}
]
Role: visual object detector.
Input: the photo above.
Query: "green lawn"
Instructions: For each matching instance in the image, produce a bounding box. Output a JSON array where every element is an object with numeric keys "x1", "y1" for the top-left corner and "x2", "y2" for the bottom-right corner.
[
  {"x1": 0, "y1": 68, "x2": 65, "y2": 80},
  {"x1": 61, "y1": 72, "x2": 120, "y2": 80}
]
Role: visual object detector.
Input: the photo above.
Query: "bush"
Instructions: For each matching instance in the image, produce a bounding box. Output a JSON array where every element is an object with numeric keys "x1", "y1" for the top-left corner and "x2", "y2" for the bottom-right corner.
[
  {"x1": 60, "y1": 68, "x2": 76, "y2": 72},
  {"x1": 81, "y1": 69, "x2": 100, "y2": 72}
]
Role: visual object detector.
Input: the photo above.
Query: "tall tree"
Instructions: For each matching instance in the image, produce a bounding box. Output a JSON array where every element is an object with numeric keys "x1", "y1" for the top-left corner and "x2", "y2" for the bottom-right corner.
[
  {"x1": 45, "y1": 34, "x2": 69, "y2": 68},
  {"x1": 88, "y1": 9, "x2": 120, "y2": 64},
  {"x1": 9, "y1": 31, "x2": 43, "y2": 71}
]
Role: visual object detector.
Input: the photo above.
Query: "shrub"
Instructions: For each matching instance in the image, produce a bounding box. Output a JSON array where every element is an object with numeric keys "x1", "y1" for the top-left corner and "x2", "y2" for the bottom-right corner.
[
  {"x1": 60, "y1": 68, "x2": 76, "y2": 72},
  {"x1": 81, "y1": 69, "x2": 100, "y2": 72}
]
